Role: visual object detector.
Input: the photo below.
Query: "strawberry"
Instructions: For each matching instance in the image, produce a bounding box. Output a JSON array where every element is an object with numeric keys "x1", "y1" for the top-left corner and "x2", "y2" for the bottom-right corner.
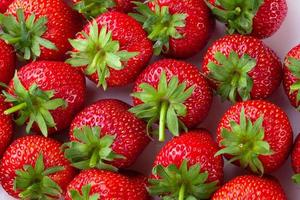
[
  {"x1": 131, "y1": 59, "x2": 213, "y2": 141},
  {"x1": 67, "y1": 11, "x2": 153, "y2": 90},
  {"x1": 0, "y1": 0, "x2": 82, "y2": 61},
  {"x1": 202, "y1": 34, "x2": 282, "y2": 103},
  {"x1": 206, "y1": 0, "x2": 288, "y2": 39},
  {"x1": 65, "y1": 99, "x2": 150, "y2": 171},
  {"x1": 2, "y1": 61, "x2": 86, "y2": 137},
  {"x1": 0, "y1": 135, "x2": 76, "y2": 199},
  {"x1": 129, "y1": 0, "x2": 214, "y2": 58},
  {"x1": 0, "y1": 95, "x2": 13, "y2": 156},
  {"x1": 212, "y1": 175, "x2": 287, "y2": 199},
  {"x1": 0, "y1": 39, "x2": 15, "y2": 84},
  {"x1": 0, "y1": 0, "x2": 13, "y2": 13},
  {"x1": 65, "y1": 169, "x2": 150, "y2": 200},
  {"x1": 149, "y1": 130, "x2": 224, "y2": 200},
  {"x1": 216, "y1": 100, "x2": 293, "y2": 174},
  {"x1": 292, "y1": 133, "x2": 300, "y2": 184}
]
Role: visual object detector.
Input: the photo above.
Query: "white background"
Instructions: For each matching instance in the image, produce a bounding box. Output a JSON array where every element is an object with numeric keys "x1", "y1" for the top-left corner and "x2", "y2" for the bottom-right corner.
[{"x1": 1, "y1": 0, "x2": 300, "y2": 199}]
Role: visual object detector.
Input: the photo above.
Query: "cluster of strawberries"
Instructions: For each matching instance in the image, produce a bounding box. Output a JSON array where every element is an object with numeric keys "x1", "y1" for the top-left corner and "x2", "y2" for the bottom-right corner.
[{"x1": 0, "y1": 0, "x2": 298, "y2": 199}]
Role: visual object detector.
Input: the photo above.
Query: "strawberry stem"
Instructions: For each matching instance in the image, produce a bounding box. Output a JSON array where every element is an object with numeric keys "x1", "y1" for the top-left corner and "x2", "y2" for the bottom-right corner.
[
  {"x1": 159, "y1": 101, "x2": 169, "y2": 142},
  {"x1": 4, "y1": 102, "x2": 27, "y2": 115},
  {"x1": 178, "y1": 184, "x2": 185, "y2": 200}
]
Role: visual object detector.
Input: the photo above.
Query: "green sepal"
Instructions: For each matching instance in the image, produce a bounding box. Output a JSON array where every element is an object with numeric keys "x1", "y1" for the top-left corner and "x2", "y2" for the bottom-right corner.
[
  {"x1": 292, "y1": 174, "x2": 300, "y2": 185},
  {"x1": 215, "y1": 107, "x2": 273, "y2": 175},
  {"x1": 129, "y1": 71, "x2": 194, "y2": 142},
  {"x1": 0, "y1": 9, "x2": 57, "y2": 61},
  {"x1": 205, "y1": 0, "x2": 264, "y2": 35},
  {"x1": 2, "y1": 72, "x2": 67, "y2": 137},
  {"x1": 74, "y1": 0, "x2": 116, "y2": 19},
  {"x1": 129, "y1": 1, "x2": 187, "y2": 55},
  {"x1": 14, "y1": 153, "x2": 65, "y2": 200},
  {"x1": 70, "y1": 184, "x2": 100, "y2": 200},
  {"x1": 62, "y1": 126, "x2": 125, "y2": 171},
  {"x1": 207, "y1": 51, "x2": 256, "y2": 103},
  {"x1": 286, "y1": 57, "x2": 300, "y2": 108},
  {"x1": 148, "y1": 160, "x2": 218, "y2": 200},
  {"x1": 67, "y1": 21, "x2": 139, "y2": 90}
]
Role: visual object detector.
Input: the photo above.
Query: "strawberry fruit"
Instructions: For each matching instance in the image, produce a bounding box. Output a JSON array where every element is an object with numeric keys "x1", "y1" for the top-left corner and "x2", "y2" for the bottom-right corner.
[
  {"x1": 0, "y1": 95, "x2": 13, "y2": 156},
  {"x1": 0, "y1": 39, "x2": 15, "y2": 85},
  {"x1": 0, "y1": 0, "x2": 13, "y2": 13},
  {"x1": 292, "y1": 133, "x2": 300, "y2": 184}
]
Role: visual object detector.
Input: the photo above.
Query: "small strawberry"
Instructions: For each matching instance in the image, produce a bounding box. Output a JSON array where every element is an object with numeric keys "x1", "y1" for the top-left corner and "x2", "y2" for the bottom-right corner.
[
  {"x1": 212, "y1": 175, "x2": 287, "y2": 199},
  {"x1": 0, "y1": 135, "x2": 76, "y2": 199},
  {"x1": 0, "y1": 95, "x2": 13, "y2": 156},
  {"x1": 292, "y1": 133, "x2": 300, "y2": 184},
  {"x1": 216, "y1": 100, "x2": 293, "y2": 174},
  {"x1": 0, "y1": 0, "x2": 13, "y2": 13},
  {"x1": 67, "y1": 11, "x2": 153, "y2": 89},
  {"x1": 202, "y1": 34, "x2": 282, "y2": 103},
  {"x1": 131, "y1": 59, "x2": 213, "y2": 141},
  {"x1": 206, "y1": 0, "x2": 288, "y2": 39},
  {"x1": 0, "y1": 39, "x2": 15, "y2": 85},
  {"x1": 2, "y1": 61, "x2": 86, "y2": 136},
  {"x1": 130, "y1": 0, "x2": 214, "y2": 58},
  {"x1": 65, "y1": 169, "x2": 150, "y2": 200},
  {"x1": 149, "y1": 130, "x2": 224, "y2": 200}
]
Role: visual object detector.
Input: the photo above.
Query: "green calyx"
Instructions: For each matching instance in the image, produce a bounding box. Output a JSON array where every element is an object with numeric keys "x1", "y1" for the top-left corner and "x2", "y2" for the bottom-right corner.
[
  {"x1": 70, "y1": 184, "x2": 100, "y2": 200},
  {"x1": 287, "y1": 57, "x2": 300, "y2": 108},
  {"x1": 74, "y1": 0, "x2": 116, "y2": 19},
  {"x1": 148, "y1": 160, "x2": 218, "y2": 200},
  {"x1": 63, "y1": 126, "x2": 125, "y2": 171},
  {"x1": 129, "y1": 1, "x2": 187, "y2": 55},
  {"x1": 67, "y1": 21, "x2": 139, "y2": 90},
  {"x1": 2, "y1": 72, "x2": 67, "y2": 137},
  {"x1": 0, "y1": 9, "x2": 57, "y2": 61},
  {"x1": 215, "y1": 107, "x2": 273, "y2": 175},
  {"x1": 129, "y1": 71, "x2": 194, "y2": 142},
  {"x1": 14, "y1": 153, "x2": 65, "y2": 200},
  {"x1": 206, "y1": 0, "x2": 264, "y2": 35},
  {"x1": 208, "y1": 51, "x2": 256, "y2": 103},
  {"x1": 292, "y1": 174, "x2": 300, "y2": 185}
]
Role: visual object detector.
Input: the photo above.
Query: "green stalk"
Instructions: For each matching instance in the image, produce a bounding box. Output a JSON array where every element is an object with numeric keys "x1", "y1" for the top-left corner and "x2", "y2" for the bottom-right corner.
[
  {"x1": 4, "y1": 102, "x2": 27, "y2": 115},
  {"x1": 89, "y1": 149, "x2": 99, "y2": 168},
  {"x1": 178, "y1": 184, "x2": 185, "y2": 200},
  {"x1": 159, "y1": 101, "x2": 169, "y2": 142}
]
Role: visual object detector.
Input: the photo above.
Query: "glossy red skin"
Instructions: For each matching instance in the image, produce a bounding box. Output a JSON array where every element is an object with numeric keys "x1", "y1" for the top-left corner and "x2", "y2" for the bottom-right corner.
[
  {"x1": 65, "y1": 169, "x2": 150, "y2": 200},
  {"x1": 8, "y1": 61, "x2": 86, "y2": 135},
  {"x1": 7, "y1": 0, "x2": 83, "y2": 61},
  {"x1": 148, "y1": 0, "x2": 214, "y2": 58},
  {"x1": 153, "y1": 130, "x2": 224, "y2": 184},
  {"x1": 212, "y1": 175, "x2": 287, "y2": 199},
  {"x1": 0, "y1": 0, "x2": 13, "y2": 13},
  {"x1": 0, "y1": 95, "x2": 13, "y2": 156},
  {"x1": 292, "y1": 133, "x2": 300, "y2": 174},
  {"x1": 0, "y1": 135, "x2": 76, "y2": 198},
  {"x1": 133, "y1": 59, "x2": 213, "y2": 128},
  {"x1": 69, "y1": 99, "x2": 150, "y2": 169},
  {"x1": 0, "y1": 40, "x2": 15, "y2": 84},
  {"x1": 217, "y1": 100, "x2": 293, "y2": 174},
  {"x1": 202, "y1": 34, "x2": 282, "y2": 100},
  {"x1": 76, "y1": 11, "x2": 153, "y2": 87}
]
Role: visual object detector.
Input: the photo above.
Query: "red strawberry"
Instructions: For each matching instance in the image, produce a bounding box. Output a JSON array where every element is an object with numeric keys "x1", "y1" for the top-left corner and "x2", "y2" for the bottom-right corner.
[
  {"x1": 65, "y1": 169, "x2": 150, "y2": 200},
  {"x1": 202, "y1": 34, "x2": 282, "y2": 103},
  {"x1": 0, "y1": 95, "x2": 13, "y2": 156},
  {"x1": 206, "y1": 0, "x2": 288, "y2": 39},
  {"x1": 3, "y1": 61, "x2": 86, "y2": 136},
  {"x1": 0, "y1": 0, "x2": 13, "y2": 13},
  {"x1": 292, "y1": 133, "x2": 300, "y2": 184},
  {"x1": 67, "y1": 11, "x2": 153, "y2": 90},
  {"x1": 149, "y1": 130, "x2": 224, "y2": 200},
  {"x1": 130, "y1": 0, "x2": 214, "y2": 58},
  {"x1": 131, "y1": 59, "x2": 213, "y2": 141},
  {"x1": 0, "y1": 39, "x2": 15, "y2": 84},
  {"x1": 65, "y1": 99, "x2": 150, "y2": 171},
  {"x1": 0, "y1": 135, "x2": 76, "y2": 199},
  {"x1": 216, "y1": 100, "x2": 293, "y2": 174},
  {"x1": 212, "y1": 175, "x2": 287, "y2": 199},
  {"x1": 0, "y1": 0, "x2": 82, "y2": 61}
]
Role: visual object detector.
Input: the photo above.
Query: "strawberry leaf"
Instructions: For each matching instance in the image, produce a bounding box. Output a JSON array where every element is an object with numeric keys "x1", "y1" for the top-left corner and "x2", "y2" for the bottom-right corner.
[
  {"x1": 74, "y1": 0, "x2": 116, "y2": 19},
  {"x1": 292, "y1": 174, "x2": 300, "y2": 185},
  {"x1": 70, "y1": 184, "x2": 100, "y2": 200},
  {"x1": 286, "y1": 57, "x2": 300, "y2": 108}
]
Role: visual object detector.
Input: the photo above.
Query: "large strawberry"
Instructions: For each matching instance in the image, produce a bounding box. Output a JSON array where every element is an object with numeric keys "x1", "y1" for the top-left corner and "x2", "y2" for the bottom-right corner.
[
  {"x1": 216, "y1": 100, "x2": 293, "y2": 174},
  {"x1": 130, "y1": 0, "x2": 214, "y2": 58},
  {"x1": 0, "y1": 39, "x2": 15, "y2": 84},
  {"x1": 292, "y1": 133, "x2": 300, "y2": 184},
  {"x1": 0, "y1": 95, "x2": 13, "y2": 156},
  {"x1": 206, "y1": 0, "x2": 288, "y2": 39},
  {"x1": 67, "y1": 11, "x2": 153, "y2": 90},
  {"x1": 64, "y1": 99, "x2": 150, "y2": 171},
  {"x1": 212, "y1": 175, "x2": 287, "y2": 199},
  {"x1": 149, "y1": 130, "x2": 223, "y2": 200},
  {"x1": 2, "y1": 61, "x2": 86, "y2": 137},
  {"x1": 0, "y1": 135, "x2": 76, "y2": 199},
  {"x1": 0, "y1": 0, "x2": 82, "y2": 61},
  {"x1": 0, "y1": 0, "x2": 13, "y2": 13},
  {"x1": 65, "y1": 169, "x2": 150, "y2": 200},
  {"x1": 131, "y1": 59, "x2": 213, "y2": 141},
  {"x1": 202, "y1": 34, "x2": 282, "y2": 103}
]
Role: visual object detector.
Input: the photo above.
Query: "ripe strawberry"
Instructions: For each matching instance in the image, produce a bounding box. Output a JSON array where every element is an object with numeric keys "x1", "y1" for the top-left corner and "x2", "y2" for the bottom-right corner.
[
  {"x1": 202, "y1": 34, "x2": 282, "y2": 103},
  {"x1": 0, "y1": 0, "x2": 13, "y2": 13},
  {"x1": 206, "y1": 0, "x2": 288, "y2": 39},
  {"x1": 65, "y1": 169, "x2": 150, "y2": 200},
  {"x1": 216, "y1": 100, "x2": 293, "y2": 174},
  {"x1": 0, "y1": 39, "x2": 15, "y2": 84},
  {"x1": 292, "y1": 133, "x2": 300, "y2": 184},
  {"x1": 149, "y1": 130, "x2": 224, "y2": 200},
  {"x1": 0, "y1": 135, "x2": 76, "y2": 199},
  {"x1": 212, "y1": 175, "x2": 287, "y2": 199},
  {"x1": 67, "y1": 11, "x2": 153, "y2": 90},
  {"x1": 3, "y1": 61, "x2": 86, "y2": 137},
  {"x1": 130, "y1": 0, "x2": 214, "y2": 58},
  {"x1": 65, "y1": 99, "x2": 150, "y2": 171},
  {"x1": 131, "y1": 59, "x2": 213, "y2": 141},
  {"x1": 0, "y1": 95, "x2": 13, "y2": 156},
  {"x1": 0, "y1": 0, "x2": 82, "y2": 61}
]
